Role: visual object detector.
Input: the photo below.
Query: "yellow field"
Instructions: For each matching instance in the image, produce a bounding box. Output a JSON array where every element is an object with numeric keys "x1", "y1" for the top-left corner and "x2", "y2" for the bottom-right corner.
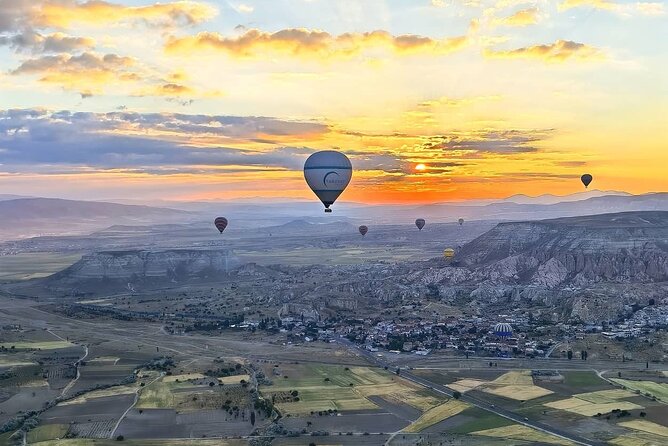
[
  {"x1": 0, "y1": 356, "x2": 35, "y2": 367},
  {"x1": 59, "y1": 384, "x2": 138, "y2": 406},
  {"x1": 545, "y1": 389, "x2": 644, "y2": 416},
  {"x1": 218, "y1": 374, "x2": 250, "y2": 385},
  {"x1": 491, "y1": 370, "x2": 534, "y2": 386},
  {"x1": 610, "y1": 432, "x2": 668, "y2": 446},
  {"x1": 0, "y1": 341, "x2": 74, "y2": 350},
  {"x1": 403, "y1": 399, "x2": 469, "y2": 433},
  {"x1": 447, "y1": 379, "x2": 487, "y2": 393},
  {"x1": 163, "y1": 373, "x2": 206, "y2": 382},
  {"x1": 136, "y1": 378, "x2": 197, "y2": 409},
  {"x1": 612, "y1": 379, "x2": 668, "y2": 403},
  {"x1": 472, "y1": 425, "x2": 574, "y2": 445},
  {"x1": 467, "y1": 370, "x2": 553, "y2": 401},
  {"x1": 618, "y1": 420, "x2": 668, "y2": 437},
  {"x1": 483, "y1": 384, "x2": 553, "y2": 401},
  {"x1": 87, "y1": 356, "x2": 120, "y2": 364},
  {"x1": 275, "y1": 386, "x2": 376, "y2": 415},
  {"x1": 576, "y1": 389, "x2": 636, "y2": 403}
]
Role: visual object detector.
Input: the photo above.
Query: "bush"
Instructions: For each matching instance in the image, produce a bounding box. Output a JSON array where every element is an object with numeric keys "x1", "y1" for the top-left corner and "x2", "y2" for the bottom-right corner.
[{"x1": 116, "y1": 435, "x2": 124, "y2": 441}]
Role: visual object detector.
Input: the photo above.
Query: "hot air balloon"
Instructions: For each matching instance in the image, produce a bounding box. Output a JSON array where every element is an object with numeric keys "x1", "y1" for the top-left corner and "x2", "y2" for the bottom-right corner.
[
  {"x1": 443, "y1": 248, "x2": 455, "y2": 259},
  {"x1": 581, "y1": 174, "x2": 593, "y2": 188},
  {"x1": 493, "y1": 323, "x2": 513, "y2": 338},
  {"x1": 214, "y1": 217, "x2": 228, "y2": 233},
  {"x1": 358, "y1": 225, "x2": 368, "y2": 236},
  {"x1": 415, "y1": 218, "x2": 426, "y2": 231},
  {"x1": 304, "y1": 150, "x2": 352, "y2": 213},
  {"x1": 458, "y1": 218, "x2": 464, "y2": 226}
]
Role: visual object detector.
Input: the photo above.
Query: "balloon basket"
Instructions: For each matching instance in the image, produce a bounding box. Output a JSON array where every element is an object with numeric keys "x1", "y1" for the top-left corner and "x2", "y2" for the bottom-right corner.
[{"x1": 325, "y1": 208, "x2": 332, "y2": 213}]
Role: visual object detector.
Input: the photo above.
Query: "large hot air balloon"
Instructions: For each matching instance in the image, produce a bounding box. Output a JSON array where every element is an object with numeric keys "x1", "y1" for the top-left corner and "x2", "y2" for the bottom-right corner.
[
  {"x1": 415, "y1": 218, "x2": 426, "y2": 231},
  {"x1": 443, "y1": 248, "x2": 455, "y2": 259},
  {"x1": 304, "y1": 150, "x2": 352, "y2": 213},
  {"x1": 214, "y1": 217, "x2": 228, "y2": 233},
  {"x1": 493, "y1": 323, "x2": 513, "y2": 338},
  {"x1": 581, "y1": 174, "x2": 593, "y2": 188},
  {"x1": 458, "y1": 218, "x2": 464, "y2": 226},
  {"x1": 358, "y1": 225, "x2": 368, "y2": 236}
]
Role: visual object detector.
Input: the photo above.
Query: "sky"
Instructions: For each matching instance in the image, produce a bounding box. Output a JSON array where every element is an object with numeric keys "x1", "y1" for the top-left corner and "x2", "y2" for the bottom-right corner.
[{"x1": 0, "y1": 0, "x2": 666, "y2": 204}]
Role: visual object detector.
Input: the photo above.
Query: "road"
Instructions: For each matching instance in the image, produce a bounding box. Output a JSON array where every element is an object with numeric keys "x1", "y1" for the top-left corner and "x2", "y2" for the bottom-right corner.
[{"x1": 337, "y1": 337, "x2": 604, "y2": 446}]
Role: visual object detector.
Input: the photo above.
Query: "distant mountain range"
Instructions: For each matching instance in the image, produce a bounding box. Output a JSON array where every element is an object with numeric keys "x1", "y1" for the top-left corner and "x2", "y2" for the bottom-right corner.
[
  {"x1": 0, "y1": 198, "x2": 191, "y2": 241},
  {"x1": 2, "y1": 191, "x2": 668, "y2": 242}
]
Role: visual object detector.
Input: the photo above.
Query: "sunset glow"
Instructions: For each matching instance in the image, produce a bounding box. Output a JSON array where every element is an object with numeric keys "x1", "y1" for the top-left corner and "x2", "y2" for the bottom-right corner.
[{"x1": 0, "y1": 0, "x2": 666, "y2": 203}]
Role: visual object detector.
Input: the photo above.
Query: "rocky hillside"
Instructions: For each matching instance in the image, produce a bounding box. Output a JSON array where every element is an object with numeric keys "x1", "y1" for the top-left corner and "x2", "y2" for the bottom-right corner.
[
  {"x1": 409, "y1": 211, "x2": 668, "y2": 322},
  {"x1": 47, "y1": 249, "x2": 240, "y2": 292}
]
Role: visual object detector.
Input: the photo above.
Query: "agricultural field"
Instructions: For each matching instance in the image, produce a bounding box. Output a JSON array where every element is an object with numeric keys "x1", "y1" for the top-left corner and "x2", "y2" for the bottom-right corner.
[
  {"x1": 26, "y1": 424, "x2": 69, "y2": 443},
  {"x1": 0, "y1": 341, "x2": 74, "y2": 350},
  {"x1": 261, "y1": 363, "x2": 444, "y2": 416},
  {"x1": 544, "y1": 389, "x2": 643, "y2": 416},
  {"x1": 446, "y1": 370, "x2": 552, "y2": 401},
  {"x1": 612, "y1": 378, "x2": 668, "y2": 403},
  {"x1": 29, "y1": 440, "x2": 248, "y2": 446},
  {"x1": 618, "y1": 419, "x2": 668, "y2": 437},
  {"x1": 472, "y1": 424, "x2": 574, "y2": 445},
  {"x1": 402, "y1": 399, "x2": 470, "y2": 433},
  {"x1": 0, "y1": 253, "x2": 81, "y2": 281}
]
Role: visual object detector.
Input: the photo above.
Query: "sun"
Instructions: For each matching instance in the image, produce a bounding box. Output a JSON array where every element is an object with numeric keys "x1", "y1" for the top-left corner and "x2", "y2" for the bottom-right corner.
[{"x1": 415, "y1": 163, "x2": 427, "y2": 171}]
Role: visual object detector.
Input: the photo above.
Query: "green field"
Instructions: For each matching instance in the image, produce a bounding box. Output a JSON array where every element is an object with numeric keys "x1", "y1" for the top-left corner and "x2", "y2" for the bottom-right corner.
[
  {"x1": 563, "y1": 371, "x2": 606, "y2": 387},
  {"x1": 31, "y1": 440, "x2": 248, "y2": 446},
  {"x1": 0, "y1": 341, "x2": 74, "y2": 350},
  {"x1": 612, "y1": 378, "x2": 668, "y2": 403},
  {"x1": 239, "y1": 246, "x2": 438, "y2": 266},
  {"x1": 447, "y1": 407, "x2": 515, "y2": 434},
  {"x1": 0, "y1": 253, "x2": 81, "y2": 280},
  {"x1": 27, "y1": 424, "x2": 69, "y2": 443}
]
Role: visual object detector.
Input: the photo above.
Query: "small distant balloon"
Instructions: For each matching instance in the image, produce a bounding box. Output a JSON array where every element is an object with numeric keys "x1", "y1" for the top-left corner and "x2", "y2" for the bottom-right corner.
[
  {"x1": 359, "y1": 225, "x2": 368, "y2": 236},
  {"x1": 443, "y1": 248, "x2": 455, "y2": 259},
  {"x1": 415, "y1": 218, "x2": 426, "y2": 231},
  {"x1": 493, "y1": 322, "x2": 513, "y2": 338},
  {"x1": 303, "y1": 150, "x2": 352, "y2": 213},
  {"x1": 458, "y1": 218, "x2": 464, "y2": 226},
  {"x1": 581, "y1": 174, "x2": 593, "y2": 188},
  {"x1": 214, "y1": 217, "x2": 228, "y2": 234}
]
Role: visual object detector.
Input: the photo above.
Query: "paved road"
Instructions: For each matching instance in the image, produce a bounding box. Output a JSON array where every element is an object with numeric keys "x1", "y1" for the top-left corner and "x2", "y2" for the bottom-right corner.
[{"x1": 337, "y1": 337, "x2": 605, "y2": 446}]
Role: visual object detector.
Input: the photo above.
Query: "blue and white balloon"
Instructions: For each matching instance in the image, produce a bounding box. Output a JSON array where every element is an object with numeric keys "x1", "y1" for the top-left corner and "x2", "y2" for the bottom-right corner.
[{"x1": 304, "y1": 150, "x2": 352, "y2": 213}]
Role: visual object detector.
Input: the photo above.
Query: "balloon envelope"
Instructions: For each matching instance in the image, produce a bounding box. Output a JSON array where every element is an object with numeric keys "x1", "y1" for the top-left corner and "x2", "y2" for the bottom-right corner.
[
  {"x1": 493, "y1": 322, "x2": 513, "y2": 338},
  {"x1": 581, "y1": 174, "x2": 593, "y2": 188},
  {"x1": 214, "y1": 217, "x2": 228, "y2": 233},
  {"x1": 358, "y1": 225, "x2": 368, "y2": 236},
  {"x1": 304, "y1": 150, "x2": 352, "y2": 212},
  {"x1": 458, "y1": 218, "x2": 464, "y2": 226},
  {"x1": 415, "y1": 218, "x2": 426, "y2": 230},
  {"x1": 443, "y1": 248, "x2": 455, "y2": 258}
]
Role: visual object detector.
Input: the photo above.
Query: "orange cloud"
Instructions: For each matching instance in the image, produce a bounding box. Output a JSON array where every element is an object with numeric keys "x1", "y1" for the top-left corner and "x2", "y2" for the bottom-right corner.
[
  {"x1": 11, "y1": 52, "x2": 139, "y2": 96},
  {"x1": 484, "y1": 40, "x2": 603, "y2": 62},
  {"x1": 33, "y1": 0, "x2": 217, "y2": 29},
  {"x1": 493, "y1": 7, "x2": 540, "y2": 26},
  {"x1": 165, "y1": 28, "x2": 469, "y2": 59}
]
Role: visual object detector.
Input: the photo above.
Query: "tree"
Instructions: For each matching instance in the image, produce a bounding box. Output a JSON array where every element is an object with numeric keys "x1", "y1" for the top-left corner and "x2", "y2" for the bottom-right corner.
[
  {"x1": 116, "y1": 436, "x2": 124, "y2": 441},
  {"x1": 250, "y1": 411, "x2": 256, "y2": 426},
  {"x1": 567, "y1": 350, "x2": 573, "y2": 360},
  {"x1": 453, "y1": 391, "x2": 461, "y2": 400}
]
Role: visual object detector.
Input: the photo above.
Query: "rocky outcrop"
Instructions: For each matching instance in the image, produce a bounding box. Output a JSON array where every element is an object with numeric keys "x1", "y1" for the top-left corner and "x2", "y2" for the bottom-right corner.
[{"x1": 48, "y1": 249, "x2": 240, "y2": 291}]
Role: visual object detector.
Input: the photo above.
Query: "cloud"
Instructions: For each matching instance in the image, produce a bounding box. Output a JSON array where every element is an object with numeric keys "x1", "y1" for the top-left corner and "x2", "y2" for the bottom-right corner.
[
  {"x1": 417, "y1": 95, "x2": 502, "y2": 108},
  {"x1": 0, "y1": 31, "x2": 95, "y2": 54},
  {"x1": 10, "y1": 52, "x2": 139, "y2": 96},
  {"x1": 236, "y1": 4, "x2": 254, "y2": 14},
  {"x1": 32, "y1": 0, "x2": 217, "y2": 29},
  {"x1": 492, "y1": 7, "x2": 540, "y2": 26},
  {"x1": 559, "y1": 0, "x2": 665, "y2": 16},
  {"x1": 0, "y1": 109, "x2": 330, "y2": 174},
  {"x1": 422, "y1": 129, "x2": 554, "y2": 154},
  {"x1": 484, "y1": 40, "x2": 603, "y2": 62},
  {"x1": 165, "y1": 28, "x2": 469, "y2": 59}
]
